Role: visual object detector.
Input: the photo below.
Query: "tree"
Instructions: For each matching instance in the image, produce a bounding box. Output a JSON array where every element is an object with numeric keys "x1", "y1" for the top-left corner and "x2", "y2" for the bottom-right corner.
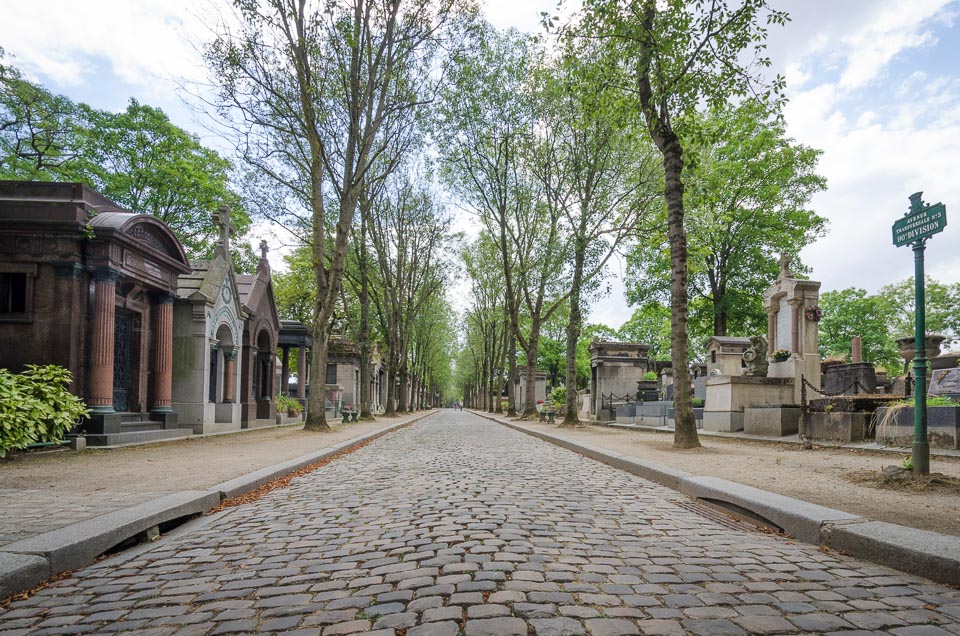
[
  {"x1": 818, "y1": 288, "x2": 900, "y2": 372},
  {"x1": 205, "y1": 0, "x2": 468, "y2": 431},
  {"x1": 367, "y1": 175, "x2": 451, "y2": 414},
  {"x1": 571, "y1": 0, "x2": 789, "y2": 448},
  {"x1": 436, "y1": 23, "x2": 551, "y2": 418},
  {"x1": 879, "y1": 277, "x2": 960, "y2": 346},
  {"x1": 626, "y1": 98, "x2": 826, "y2": 338},
  {"x1": 1, "y1": 56, "x2": 252, "y2": 264},
  {"x1": 528, "y1": 40, "x2": 660, "y2": 427},
  {"x1": 619, "y1": 303, "x2": 672, "y2": 362},
  {"x1": 0, "y1": 52, "x2": 83, "y2": 176}
]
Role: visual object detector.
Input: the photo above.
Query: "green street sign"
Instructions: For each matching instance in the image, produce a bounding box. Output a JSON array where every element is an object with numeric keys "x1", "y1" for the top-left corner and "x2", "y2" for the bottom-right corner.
[{"x1": 892, "y1": 192, "x2": 947, "y2": 247}]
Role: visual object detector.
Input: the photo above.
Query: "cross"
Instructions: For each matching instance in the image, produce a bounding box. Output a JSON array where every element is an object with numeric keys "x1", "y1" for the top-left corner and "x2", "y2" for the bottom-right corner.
[
  {"x1": 259, "y1": 239, "x2": 269, "y2": 261},
  {"x1": 778, "y1": 253, "x2": 793, "y2": 279},
  {"x1": 212, "y1": 206, "x2": 236, "y2": 253}
]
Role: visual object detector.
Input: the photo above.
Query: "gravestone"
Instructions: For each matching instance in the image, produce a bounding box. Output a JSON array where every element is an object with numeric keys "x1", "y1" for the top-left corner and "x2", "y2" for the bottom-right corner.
[{"x1": 929, "y1": 367, "x2": 960, "y2": 401}]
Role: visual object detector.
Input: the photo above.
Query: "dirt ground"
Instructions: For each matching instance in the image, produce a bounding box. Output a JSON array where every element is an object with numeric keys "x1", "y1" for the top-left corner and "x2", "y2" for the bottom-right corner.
[
  {"x1": 512, "y1": 420, "x2": 960, "y2": 537},
  {"x1": 0, "y1": 414, "x2": 422, "y2": 494}
]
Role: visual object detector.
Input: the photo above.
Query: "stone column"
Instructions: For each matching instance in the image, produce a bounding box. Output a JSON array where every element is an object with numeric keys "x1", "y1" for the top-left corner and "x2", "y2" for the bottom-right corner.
[
  {"x1": 222, "y1": 349, "x2": 237, "y2": 403},
  {"x1": 767, "y1": 309, "x2": 777, "y2": 356},
  {"x1": 790, "y1": 301, "x2": 802, "y2": 354},
  {"x1": 150, "y1": 293, "x2": 175, "y2": 413},
  {"x1": 281, "y1": 346, "x2": 290, "y2": 397},
  {"x1": 88, "y1": 268, "x2": 118, "y2": 413},
  {"x1": 297, "y1": 347, "x2": 307, "y2": 399},
  {"x1": 852, "y1": 336, "x2": 863, "y2": 363}
]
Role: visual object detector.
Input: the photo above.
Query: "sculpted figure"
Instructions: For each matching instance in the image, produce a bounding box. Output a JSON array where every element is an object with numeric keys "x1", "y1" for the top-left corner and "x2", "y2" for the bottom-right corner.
[{"x1": 742, "y1": 335, "x2": 769, "y2": 377}]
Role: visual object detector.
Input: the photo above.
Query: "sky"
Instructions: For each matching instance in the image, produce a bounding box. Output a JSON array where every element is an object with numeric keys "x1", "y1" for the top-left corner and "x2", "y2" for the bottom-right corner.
[{"x1": 2, "y1": 0, "x2": 959, "y2": 331}]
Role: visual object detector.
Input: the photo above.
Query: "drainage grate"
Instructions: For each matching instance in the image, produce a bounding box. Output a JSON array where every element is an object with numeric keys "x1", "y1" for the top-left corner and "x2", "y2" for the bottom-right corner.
[{"x1": 673, "y1": 499, "x2": 776, "y2": 534}]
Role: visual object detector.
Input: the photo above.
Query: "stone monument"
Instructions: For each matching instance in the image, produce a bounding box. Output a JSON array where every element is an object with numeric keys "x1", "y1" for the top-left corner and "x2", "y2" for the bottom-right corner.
[
  {"x1": 704, "y1": 336, "x2": 751, "y2": 376},
  {"x1": 764, "y1": 253, "x2": 822, "y2": 404}
]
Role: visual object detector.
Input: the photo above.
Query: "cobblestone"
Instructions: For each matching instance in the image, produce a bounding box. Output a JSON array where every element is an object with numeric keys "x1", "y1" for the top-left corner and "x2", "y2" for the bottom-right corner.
[{"x1": 2, "y1": 411, "x2": 959, "y2": 634}]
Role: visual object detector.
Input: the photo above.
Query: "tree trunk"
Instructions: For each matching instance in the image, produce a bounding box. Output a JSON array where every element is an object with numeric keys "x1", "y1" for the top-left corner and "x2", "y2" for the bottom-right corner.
[
  {"x1": 507, "y1": 328, "x2": 518, "y2": 417},
  {"x1": 384, "y1": 342, "x2": 398, "y2": 416},
  {"x1": 663, "y1": 136, "x2": 700, "y2": 449},
  {"x1": 358, "y1": 214, "x2": 374, "y2": 420},
  {"x1": 304, "y1": 327, "x2": 331, "y2": 431},
  {"x1": 522, "y1": 319, "x2": 541, "y2": 419},
  {"x1": 562, "y1": 243, "x2": 586, "y2": 427}
]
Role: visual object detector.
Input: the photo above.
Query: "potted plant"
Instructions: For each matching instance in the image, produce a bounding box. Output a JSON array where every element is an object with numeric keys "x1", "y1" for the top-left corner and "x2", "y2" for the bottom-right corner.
[
  {"x1": 276, "y1": 394, "x2": 302, "y2": 417},
  {"x1": 772, "y1": 348, "x2": 792, "y2": 363}
]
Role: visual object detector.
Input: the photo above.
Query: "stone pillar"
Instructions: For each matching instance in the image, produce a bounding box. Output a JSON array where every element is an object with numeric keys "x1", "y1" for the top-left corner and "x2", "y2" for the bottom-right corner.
[
  {"x1": 790, "y1": 301, "x2": 802, "y2": 354},
  {"x1": 222, "y1": 349, "x2": 237, "y2": 403},
  {"x1": 281, "y1": 346, "x2": 290, "y2": 397},
  {"x1": 88, "y1": 268, "x2": 118, "y2": 413},
  {"x1": 852, "y1": 336, "x2": 863, "y2": 363},
  {"x1": 297, "y1": 347, "x2": 307, "y2": 399},
  {"x1": 767, "y1": 309, "x2": 777, "y2": 355},
  {"x1": 150, "y1": 293, "x2": 175, "y2": 413}
]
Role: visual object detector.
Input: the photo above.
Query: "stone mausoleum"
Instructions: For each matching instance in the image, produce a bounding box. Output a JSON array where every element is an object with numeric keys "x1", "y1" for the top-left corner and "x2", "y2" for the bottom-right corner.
[
  {"x1": 0, "y1": 181, "x2": 194, "y2": 445},
  {"x1": 238, "y1": 241, "x2": 281, "y2": 428},
  {"x1": 589, "y1": 339, "x2": 650, "y2": 420},
  {"x1": 171, "y1": 209, "x2": 247, "y2": 435}
]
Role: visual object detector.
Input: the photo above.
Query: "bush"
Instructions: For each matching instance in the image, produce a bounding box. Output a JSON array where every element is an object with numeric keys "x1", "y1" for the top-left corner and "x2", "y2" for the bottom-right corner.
[
  {"x1": 691, "y1": 398, "x2": 705, "y2": 408},
  {"x1": 276, "y1": 394, "x2": 303, "y2": 414},
  {"x1": 549, "y1": 386, "x2": 566, "y2": 408},
  {"x1": 0, "y1": 365, "x2": 89, "y2": 458},
  {"x1": 643, "y1": 371, "x2": 657, "y2": 381}
]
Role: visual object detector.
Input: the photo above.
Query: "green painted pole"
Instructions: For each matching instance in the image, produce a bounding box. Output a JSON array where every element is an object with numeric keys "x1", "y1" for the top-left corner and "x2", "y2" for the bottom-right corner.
[{"x1": 912, "y1": 240, "x2": 929, "y2": 476}]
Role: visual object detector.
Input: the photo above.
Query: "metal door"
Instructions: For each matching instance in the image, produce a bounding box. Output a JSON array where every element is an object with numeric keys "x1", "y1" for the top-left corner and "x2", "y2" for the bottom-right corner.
[{"x1": 112, "y1": 310, "x2": 132, "y2": 412}]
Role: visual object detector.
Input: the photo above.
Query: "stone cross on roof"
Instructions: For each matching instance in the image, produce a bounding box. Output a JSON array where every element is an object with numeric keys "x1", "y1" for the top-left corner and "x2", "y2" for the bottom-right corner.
[
  {"x1": 778, "y1": 253, "x2": 793, "y2": 279},
  {"x1": 259, "y1": 239, "x2": 269, "y2": 261},
  {"x1": 212, "y1": 206, "x2": 236, "y2": 253}
]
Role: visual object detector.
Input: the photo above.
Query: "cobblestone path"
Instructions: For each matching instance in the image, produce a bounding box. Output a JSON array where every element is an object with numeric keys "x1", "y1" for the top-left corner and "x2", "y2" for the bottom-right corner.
[{"x1": 2, "y1": 411, "x2": 960, "y2": 635}]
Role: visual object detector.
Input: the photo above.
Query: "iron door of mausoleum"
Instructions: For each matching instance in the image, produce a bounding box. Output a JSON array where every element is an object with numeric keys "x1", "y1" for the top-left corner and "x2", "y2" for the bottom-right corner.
[{"x1": 113, "y1": 309, "x2": 133, "y2": 412}]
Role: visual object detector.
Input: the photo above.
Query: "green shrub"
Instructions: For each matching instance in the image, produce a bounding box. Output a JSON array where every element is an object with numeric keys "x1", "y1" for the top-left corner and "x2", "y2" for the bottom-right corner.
[
  {"x1": 0, "y1": 365, "x2": 89, "y2": 457},
  {"x1": 642, "y1": 371, "x2": 657, "y2": 381},
  {"x1": 276, "y1": 394, "x2": 303, "y2": 414},
  {"x1": 691, "y1": 398, "x2": 705, "y2": 408},
  {"x1": 548, "y1": 386, "x2": 566, "y2": 408}
]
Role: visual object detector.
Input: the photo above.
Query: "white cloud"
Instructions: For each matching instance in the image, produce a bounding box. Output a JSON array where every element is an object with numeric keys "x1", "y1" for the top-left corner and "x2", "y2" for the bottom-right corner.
[{"x1": 0, "y1": 0, "x2": 210, "y2": 93}]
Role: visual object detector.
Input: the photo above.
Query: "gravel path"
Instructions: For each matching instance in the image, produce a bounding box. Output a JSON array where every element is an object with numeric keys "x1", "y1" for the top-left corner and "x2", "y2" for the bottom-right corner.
[{"x1": 1, "y1": 411, "x2": 958, "y2": 635}]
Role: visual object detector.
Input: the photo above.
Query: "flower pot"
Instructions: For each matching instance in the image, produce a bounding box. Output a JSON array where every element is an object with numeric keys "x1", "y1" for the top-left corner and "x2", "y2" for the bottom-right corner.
[{"x1": 897, "y1": 334, "x2": 947, "y2": 363}]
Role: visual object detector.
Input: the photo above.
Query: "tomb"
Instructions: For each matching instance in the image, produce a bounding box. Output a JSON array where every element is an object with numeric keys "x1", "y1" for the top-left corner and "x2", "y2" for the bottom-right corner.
[
  {"x1": 278, "y1": 319, "x2": 312, "y2": 413},
  {"x1": 328, "y1": 335, "x2": 361, "y2": 415},
  {"x1": 0, "y1": 181, "x2": 194, "y2": 446},
  {"x1": 171, "y1": 208, "x2": 247, "y2": 435},
  {"x1": 588, "y1": 339, "x2": 650, "y2": 420},
  {"x1": 516, "y1": 370, "x2": 548, "y2": 414},
  {"x1": 237, "y1": 241, "x2": 281, "y2": 428},
  {"x1": 764, "y1": 254, "x2": 822, "y2": 404},
  {"x1": 704, "y1": 337, "x2": 751, "y2": 376}
]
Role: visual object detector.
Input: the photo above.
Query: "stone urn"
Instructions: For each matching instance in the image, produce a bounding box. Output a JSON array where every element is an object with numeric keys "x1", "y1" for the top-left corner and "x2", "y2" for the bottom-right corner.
[{"x1": 896, "y1": 334, "x2": 947, "y2": 373}]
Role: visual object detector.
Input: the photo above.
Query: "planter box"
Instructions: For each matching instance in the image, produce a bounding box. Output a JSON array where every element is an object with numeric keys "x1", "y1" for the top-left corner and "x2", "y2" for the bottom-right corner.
[
  {"x1": 875, "y1": 406, "x2": 960, "y2": 449},
  {"x1": 744, "y1": 405, "x2": 800, "y2": 437}
]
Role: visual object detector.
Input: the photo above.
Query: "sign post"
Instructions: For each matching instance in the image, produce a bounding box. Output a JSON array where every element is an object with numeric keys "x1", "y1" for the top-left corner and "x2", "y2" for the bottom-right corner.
[{"x1": 892, "y1": 192, "x2": 947, "y2": 476}]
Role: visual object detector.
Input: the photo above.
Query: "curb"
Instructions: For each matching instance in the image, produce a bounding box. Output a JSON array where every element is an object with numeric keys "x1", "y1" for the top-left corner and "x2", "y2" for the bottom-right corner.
[
  {"x1": 0, "y1": 411, "x2": 437, "y2": 601},
  {"x1": 480, "y1": 412, "x2": 960, "y2": 587}
]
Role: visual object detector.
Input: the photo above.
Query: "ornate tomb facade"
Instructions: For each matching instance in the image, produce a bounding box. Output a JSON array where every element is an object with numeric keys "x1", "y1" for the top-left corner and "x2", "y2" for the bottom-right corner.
[
  {"x1": 237, "y1": 241, "x2": 281, "y2": 428},
  {"x1": 171, "y1": 209, "x2": 246, "y2": 434},
  {"x1": 0, "y1": 181, "x2": 194, "y2": 445}
]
